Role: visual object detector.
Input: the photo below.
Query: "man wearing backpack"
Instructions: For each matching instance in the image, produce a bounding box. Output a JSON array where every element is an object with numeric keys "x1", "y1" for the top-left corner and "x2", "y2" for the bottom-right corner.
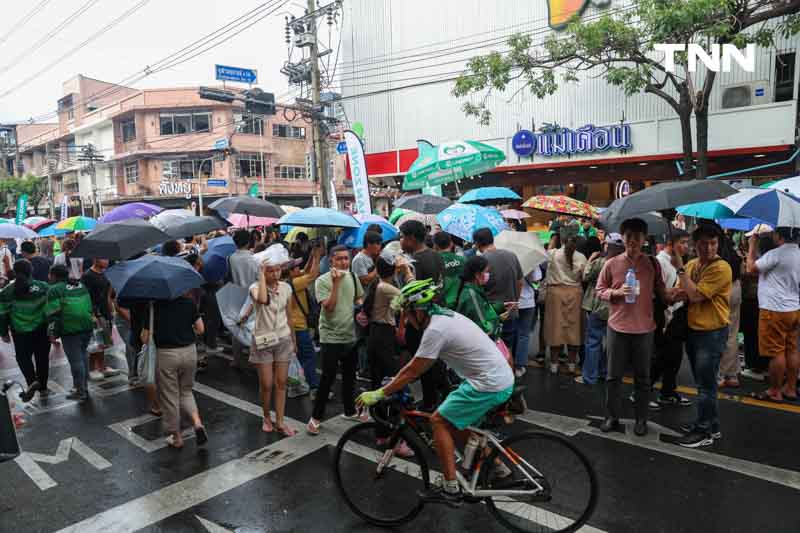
[{"x1": 287, "y1": 245, "x2": 322, "y2": 397}]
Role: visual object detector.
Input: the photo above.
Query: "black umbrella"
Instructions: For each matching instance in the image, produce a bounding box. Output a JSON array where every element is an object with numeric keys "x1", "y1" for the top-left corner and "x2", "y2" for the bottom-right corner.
[
  {"x1": 72, "y1": 219, "x2": 171, "y2": 260},
  {"x1": 599, "y1": 211, "x2": 671, "y2": 236},
  {"x1": 160, "y1": 215, "x2": 229, "y2": 239},
  {"x1": 209, "y1": 196, "x2": 285, "y2": 219},
  {"x1": 394, "y1": 194, "x2": 453, "y2": 214},
  {"x1": 603, "y1": 180, "x2": 737, "y2": 222}
]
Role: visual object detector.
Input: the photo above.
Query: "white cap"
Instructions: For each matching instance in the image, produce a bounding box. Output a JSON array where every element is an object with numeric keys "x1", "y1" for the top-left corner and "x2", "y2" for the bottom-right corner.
[{"x1": 605, "y1": 232, "x2": 624, "y2": 246}]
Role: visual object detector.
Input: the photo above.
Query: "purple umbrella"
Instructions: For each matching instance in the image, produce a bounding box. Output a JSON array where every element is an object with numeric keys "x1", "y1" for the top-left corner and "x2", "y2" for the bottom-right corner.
[{"x1": 99, "y1": 202, "x2": 162, "y2": 224}]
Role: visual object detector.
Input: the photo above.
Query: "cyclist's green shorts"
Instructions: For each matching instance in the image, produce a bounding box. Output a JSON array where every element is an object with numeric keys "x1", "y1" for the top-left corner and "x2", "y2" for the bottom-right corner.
[{"x1": 437, "y1": 381, "x2": 514, "y2": 430}]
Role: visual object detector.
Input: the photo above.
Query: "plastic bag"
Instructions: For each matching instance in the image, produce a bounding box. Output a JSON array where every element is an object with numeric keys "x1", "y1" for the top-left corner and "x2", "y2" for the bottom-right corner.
[
  {"x1": 496, "y1": 338, "x2": 513, "y2": 367},
  {"x1": 87, "y1": 328, "x2": 104, "y2": 354},
  {"x1": 136, "y1": 303, "x2": 157, "y2": 385},
  {"x1": 287, "y1": 356, "x2": 307, "y2": 387}
]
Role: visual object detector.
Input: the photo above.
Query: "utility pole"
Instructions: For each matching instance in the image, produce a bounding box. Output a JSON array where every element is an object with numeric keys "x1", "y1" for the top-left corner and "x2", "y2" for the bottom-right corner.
[
  {"x1": 308, "y1": 0, "x2": 328, "y2": 207},
  {"x1": 78, "y1": 144, "x2": 103, "y2": 218},
  {"x1": 45, "y1": 143, "x2": 55, "y2": 219}
]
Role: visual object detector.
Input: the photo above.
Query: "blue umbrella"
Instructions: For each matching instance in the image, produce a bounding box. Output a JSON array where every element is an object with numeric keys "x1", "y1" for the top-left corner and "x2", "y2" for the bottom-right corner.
[
  {"x1": 677, "y1": 200, "x2": 734, "y2": 220},
  {"x1": 106, "y1": 255, "x2": 204, "y2": 300},
  {"x1": 717, "y1": 218, "x2": 769, "y2": 232},
  {"x1": 200, "y1": 235, "x2": 236, "y2": 283},
  {"x1": 339, "y1": 220, "x2": 399, "y2": 248},
  {"x1": 278, "y1": 207, "x2": 360, "y2": 228},
  {"x1": 436, "y1": 203, "x2": 507, "y2": 242},
  {"x1": 458, "y1": 186, "x2": 521, "y2": 205},
  {"x1": 720, "y1": 188, "x2": 800, "y2": 228},
  {"x1": 37, "y1": 225, "x2": 69, "y2": 237}
]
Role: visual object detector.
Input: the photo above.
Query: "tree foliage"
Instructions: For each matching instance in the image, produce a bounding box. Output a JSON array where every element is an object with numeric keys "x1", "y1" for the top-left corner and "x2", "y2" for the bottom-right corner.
[
  {"x1": 0, "y1": 174, "x2": 47, "y2": 214},
  {"x1": 454, "y1": 0, "x2": 800, "y2": 178}
]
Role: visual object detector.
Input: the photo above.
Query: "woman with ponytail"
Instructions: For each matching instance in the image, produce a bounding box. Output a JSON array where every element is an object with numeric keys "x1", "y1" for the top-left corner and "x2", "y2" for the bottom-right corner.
[
  {"x1": 0, "y1": 259, "x2": 51, "y2": 401},
  {"x1": 542, "y1": 226, "x2": 588, "y2": 375}
]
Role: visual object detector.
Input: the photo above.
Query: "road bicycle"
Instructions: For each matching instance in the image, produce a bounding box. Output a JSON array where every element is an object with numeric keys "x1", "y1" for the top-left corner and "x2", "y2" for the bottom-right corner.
[{"x1": 333, "y1": 386, "x2": 598, "y2": 533}]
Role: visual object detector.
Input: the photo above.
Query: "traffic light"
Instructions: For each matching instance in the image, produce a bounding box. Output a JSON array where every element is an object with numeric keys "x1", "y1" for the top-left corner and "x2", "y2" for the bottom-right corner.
[
  {"x1": 244, "y1": 88, "x2": 276, "y2": 116},
  {"x1": 199, "y1": 86, "x2": 236, "y2": 103}
]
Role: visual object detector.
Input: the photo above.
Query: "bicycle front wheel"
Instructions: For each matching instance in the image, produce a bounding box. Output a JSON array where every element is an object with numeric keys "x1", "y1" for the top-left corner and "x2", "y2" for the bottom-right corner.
[
  {"x1": 480, "y1": 431, "x2": 598, "y2": 533},
  {"x1": 333, "y1": 422, "x2": 430, "y2": 527}
]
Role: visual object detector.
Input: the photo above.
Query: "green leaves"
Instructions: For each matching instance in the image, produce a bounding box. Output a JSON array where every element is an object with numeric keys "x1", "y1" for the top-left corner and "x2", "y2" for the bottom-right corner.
[{"x1": 0, "y1": 174, "x2": 46, "y2": 213}]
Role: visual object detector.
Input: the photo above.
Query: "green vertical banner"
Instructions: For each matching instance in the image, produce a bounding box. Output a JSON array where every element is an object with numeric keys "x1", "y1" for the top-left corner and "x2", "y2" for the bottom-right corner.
[
  {"x1": 15, "y1": 194, "x2": 28, "y2": 225},
  {"x1": 248, "y1": 183, "x2": 259, "y2": 198}
]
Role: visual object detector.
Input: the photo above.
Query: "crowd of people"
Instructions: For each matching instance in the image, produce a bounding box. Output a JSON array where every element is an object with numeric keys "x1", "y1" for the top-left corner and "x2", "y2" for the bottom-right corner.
[{"x1": 3, "y1": 209, "x2": 798, "y2": 456}]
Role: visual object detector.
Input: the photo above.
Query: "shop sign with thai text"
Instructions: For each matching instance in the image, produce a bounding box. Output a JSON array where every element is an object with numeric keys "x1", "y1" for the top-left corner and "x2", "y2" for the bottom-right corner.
[
  {"x1": 512, "y1": 123, "x2": 632, "y2": 158},
  {"x1": 159, "y1": 180, "x2": 192, "y2": 196}
]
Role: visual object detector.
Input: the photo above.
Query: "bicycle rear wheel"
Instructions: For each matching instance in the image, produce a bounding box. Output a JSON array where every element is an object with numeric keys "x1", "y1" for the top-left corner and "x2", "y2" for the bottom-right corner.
[
  {"x1": 333, "y1": 422, "x2": 430, "y2": 527},
  {"x1": 479, "y1": 431, "x2": 598, "y2": 533}
]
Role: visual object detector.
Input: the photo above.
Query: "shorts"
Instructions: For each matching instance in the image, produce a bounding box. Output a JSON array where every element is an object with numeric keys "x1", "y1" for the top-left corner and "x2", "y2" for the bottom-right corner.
[
  {"x1": 758, "y1": 309, "x2": 800, "y2": 358},
  {"x1": 437, "y1": 380, "x2": 514, "y2": 431},
  {"x1": 249, "y1": 335, "x2": 294, "y2": 364}
]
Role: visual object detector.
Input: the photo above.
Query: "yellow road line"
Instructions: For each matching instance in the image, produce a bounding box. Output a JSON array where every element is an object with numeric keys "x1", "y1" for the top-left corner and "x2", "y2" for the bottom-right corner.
[{"x1": 621, "y1": 376, "x2": 800, "y2": 415}]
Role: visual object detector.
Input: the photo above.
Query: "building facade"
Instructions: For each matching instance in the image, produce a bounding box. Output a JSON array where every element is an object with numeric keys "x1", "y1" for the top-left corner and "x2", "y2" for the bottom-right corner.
[
  {"x1": 340, "y1": 0, "x2": 800, "y2": 206},
  {"x1": 7, "y1": 75, "x2": 355, "y2": 217}
]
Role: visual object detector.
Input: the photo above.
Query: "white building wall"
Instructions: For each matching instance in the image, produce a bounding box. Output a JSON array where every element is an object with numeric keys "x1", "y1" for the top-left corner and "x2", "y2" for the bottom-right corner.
[
  {"x1": 74, "y1": 121, "x2": 115, "y2": 204},
  {"x1": 341, "y1": 0, "x2": 799, "y2": 157}
]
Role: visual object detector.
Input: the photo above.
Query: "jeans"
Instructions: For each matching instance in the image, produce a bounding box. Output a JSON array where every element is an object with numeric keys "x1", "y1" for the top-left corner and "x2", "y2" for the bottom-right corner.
[
  {"x1": 581, "y1": 313, "x2": 607, "y2": 385},
  {"x1": 514, "y1": 307, "x2": 537, "y2": 368},
  {"x1": 650, "y1": 325, "x2": 684, "y2": 397},
  {"x1": 114, "y1": 317, "x2": 136, "y2": 379},
  {"x1": 312, "y1": 343, "x2": 357, "y2": 420},
  {"x1": 13, "y1": 326, "x2": 51, "y2": 389},
  {"x1": 62, "y1": 332, "x2": 91, "y2": 395},
  {"x1": 605, "y1": 328, "x2": 653, "y2": 421},
  {"x1": 686, "y1": 327, "x2": 728, "y2": 434},
  {"x1": 295, "y1": 329, "x2": 319, "y2": 389},
  {"x1": 501, "y1": 317, "x2": 519, "y2": 364}
]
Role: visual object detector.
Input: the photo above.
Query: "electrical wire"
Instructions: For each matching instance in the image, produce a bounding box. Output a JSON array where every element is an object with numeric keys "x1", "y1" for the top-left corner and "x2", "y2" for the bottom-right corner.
[
  {"x1": 0, "y1": 0, "x2": 152, "y2": 100},
  {"x1": 0, "y1": 0, "x2": 101, "y2": 76},
  {"x1": 0, "y1": 0, "x2": 54, "y2": 47}
]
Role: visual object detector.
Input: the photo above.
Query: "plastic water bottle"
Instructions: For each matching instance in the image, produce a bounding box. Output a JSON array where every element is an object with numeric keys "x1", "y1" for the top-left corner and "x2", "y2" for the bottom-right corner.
[
  {"x1": 462, "y1": 433, "x2": 481, "y2": 469},
  {"x1": 624, "y1": 269, "x2": 637, "y2": 304}
]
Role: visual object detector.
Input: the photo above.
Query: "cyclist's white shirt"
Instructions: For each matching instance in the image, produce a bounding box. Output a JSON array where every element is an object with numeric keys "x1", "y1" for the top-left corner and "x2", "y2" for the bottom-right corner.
[{"x1": 415, "y1": 312, "x2": 514, "y2": 393}]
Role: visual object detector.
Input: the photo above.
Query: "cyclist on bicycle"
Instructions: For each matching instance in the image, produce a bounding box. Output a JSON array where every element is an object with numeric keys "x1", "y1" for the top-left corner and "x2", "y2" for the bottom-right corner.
[{"x1": 357, "y1": 279, "x2": 515, "y2": 508}]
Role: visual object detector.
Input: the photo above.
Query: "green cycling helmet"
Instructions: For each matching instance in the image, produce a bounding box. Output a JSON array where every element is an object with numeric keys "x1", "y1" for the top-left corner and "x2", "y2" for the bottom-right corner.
[{"x1": 394, "y1": 278, "x2": 441, "y2": 310}]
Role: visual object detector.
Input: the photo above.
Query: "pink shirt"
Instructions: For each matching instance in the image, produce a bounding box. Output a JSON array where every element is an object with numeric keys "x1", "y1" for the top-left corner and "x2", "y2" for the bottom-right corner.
[{"x1": 596, "y1": 252, "x2": 664, "y2": 334}]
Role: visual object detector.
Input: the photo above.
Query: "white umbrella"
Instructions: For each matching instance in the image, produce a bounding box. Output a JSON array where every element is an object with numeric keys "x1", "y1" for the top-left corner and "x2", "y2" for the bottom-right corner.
[
  {"x1": 0, "y1": 225, "x2": 37, "y2": 240},
  {"x1": 765, "y1": 175, "x2": 800, "y2": 196},
  {"x1": 216, "y1": 283, "x2": 254, "y2": 346},
  {"x1": 494, "y1": 230, "x2": 547, "y2": 275},
  {"x1": 720, "y1": 187, "x2": 800, "y2": 228}
]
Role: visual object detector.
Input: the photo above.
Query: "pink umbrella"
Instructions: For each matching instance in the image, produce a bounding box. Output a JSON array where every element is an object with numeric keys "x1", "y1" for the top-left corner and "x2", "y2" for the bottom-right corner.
[
  {"x1": 227, "y1": 214, "x2": 279, "y2": 228},
  {"x1": 501, "y1": 209, "x2": 531, "y2": 221}
]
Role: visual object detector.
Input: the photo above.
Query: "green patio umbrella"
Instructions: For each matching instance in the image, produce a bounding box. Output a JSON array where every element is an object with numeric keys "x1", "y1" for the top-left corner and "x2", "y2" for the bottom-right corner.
[
  {"x1": 388, "y1": 208, "x2": 411, "y2": 225},
  {"x1": 402, "y1": 139, "x2": 505, "y2": 191}
]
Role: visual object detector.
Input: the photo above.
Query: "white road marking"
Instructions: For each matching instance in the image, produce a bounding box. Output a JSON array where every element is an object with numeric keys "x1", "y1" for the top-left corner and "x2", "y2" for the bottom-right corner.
[
  {"x1": 108, "y1": 413, "x2": 195, "y2": 453},
  {"x1": 15, "y1": 437, "x2": 111, "y2": 490},
  {"x1": 195, "y1": 515, "x2": 234, "y2": 533},
  {"x1": 518, "y1": 410, "x2": 800, "y2": 491}
]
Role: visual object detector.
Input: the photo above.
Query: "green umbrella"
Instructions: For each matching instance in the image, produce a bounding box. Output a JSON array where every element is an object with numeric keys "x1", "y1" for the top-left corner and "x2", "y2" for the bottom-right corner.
[
  {"x1": 388, "y1": 208, "x2": 411, "y2": 224},
  {"x1": 402, "y1": 139, "x2": 505, "y2": 191}
]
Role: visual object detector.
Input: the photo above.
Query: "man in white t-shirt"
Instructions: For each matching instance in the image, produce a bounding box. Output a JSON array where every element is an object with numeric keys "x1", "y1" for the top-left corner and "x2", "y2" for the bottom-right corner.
[
  {"x1": 357, "y1": 279, "x2": 514, "y2": 508},
  {"x1": 746, "y1": 228, "x2": 800, "y2": 401}
]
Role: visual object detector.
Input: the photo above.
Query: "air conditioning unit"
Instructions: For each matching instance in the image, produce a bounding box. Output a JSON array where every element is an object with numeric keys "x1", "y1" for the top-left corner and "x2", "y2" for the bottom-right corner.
[{"x1": 721, "y1": 81, "x2": 771, "y2": 109}]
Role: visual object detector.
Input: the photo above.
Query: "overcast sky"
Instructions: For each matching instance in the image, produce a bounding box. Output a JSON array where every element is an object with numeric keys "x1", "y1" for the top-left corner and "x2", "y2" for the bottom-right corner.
[{"x1": 0, "y1": 0, "x2": 318, "y2": 123}]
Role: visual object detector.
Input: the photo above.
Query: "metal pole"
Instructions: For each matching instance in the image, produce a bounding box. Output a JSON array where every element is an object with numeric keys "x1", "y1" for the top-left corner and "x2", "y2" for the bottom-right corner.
[
  {"x1": 260, "y1": 116, "x2": 266, "y2": 200},
  {"x1": 45, "y1": 143, "x2": 53, "y2": 218},
  {"x1": 309, "y1": 0, "x2": 328, "y2": 208}
]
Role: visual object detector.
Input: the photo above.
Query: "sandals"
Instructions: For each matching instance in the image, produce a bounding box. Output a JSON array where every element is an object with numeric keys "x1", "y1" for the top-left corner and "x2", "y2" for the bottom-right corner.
[
  {"x1": 150, "y1": 408, "x2": 163, "y2": 417},
  {"x1": 751, "y1": 390, "x2": 783, "y2": 403},
  {"x1": 262, "y1": 418, "x2": 274, "y2": 433},
  {"x1": 275, "y1": 423, "x2": 297, "y2": 437},
  {"x1": 306, "y1": 418, "x2": 321, "y2": 436}
]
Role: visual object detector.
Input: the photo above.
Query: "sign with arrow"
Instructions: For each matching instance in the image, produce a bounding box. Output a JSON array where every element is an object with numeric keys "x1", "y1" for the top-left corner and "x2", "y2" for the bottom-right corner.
[{"x1": 215, "y1": 64, "x2": 257, "y2": 84}]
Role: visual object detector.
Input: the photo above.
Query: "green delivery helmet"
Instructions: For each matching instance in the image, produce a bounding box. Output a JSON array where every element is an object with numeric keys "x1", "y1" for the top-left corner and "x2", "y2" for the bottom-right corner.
[{"x1": 393, "y1": 278, "x2": 441, "y2": 311}]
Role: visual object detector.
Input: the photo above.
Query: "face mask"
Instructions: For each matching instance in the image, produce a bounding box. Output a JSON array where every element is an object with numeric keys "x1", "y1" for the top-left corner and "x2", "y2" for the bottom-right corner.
[{"x1": 480, "y1": 271, "x2": 490, "y2": 284}]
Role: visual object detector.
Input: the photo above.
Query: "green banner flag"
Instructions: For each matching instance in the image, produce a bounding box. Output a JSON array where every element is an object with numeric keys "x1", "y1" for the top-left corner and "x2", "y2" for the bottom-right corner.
[
  {"x1": 248, "y1": 183, "x2": 259, "y2": 198},
  {"x1": 15, "y1": 194, "x2": 28, "y2": 225}
]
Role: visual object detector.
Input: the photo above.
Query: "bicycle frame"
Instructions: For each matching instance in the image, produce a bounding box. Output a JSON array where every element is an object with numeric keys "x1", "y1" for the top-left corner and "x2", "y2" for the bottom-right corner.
[{"x1": 378, "y1": 405, "x2": 548, "y2": 501}]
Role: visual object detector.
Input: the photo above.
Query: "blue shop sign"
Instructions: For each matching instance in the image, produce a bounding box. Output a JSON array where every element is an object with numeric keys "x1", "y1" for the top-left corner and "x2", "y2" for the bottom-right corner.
[
  {"x1": 512, "y1": 123, "x2": 633, "y2": 158},
  {"x1": 511, "y1": 130, "x2": 535, "y2": 157}
]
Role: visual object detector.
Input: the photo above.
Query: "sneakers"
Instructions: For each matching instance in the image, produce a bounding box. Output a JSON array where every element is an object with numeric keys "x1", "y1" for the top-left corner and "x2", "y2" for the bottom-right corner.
[
  {"x1": 628, "y1": 394, "x2": 661, "y2": 411},
  {"x1": 658, "y1": 394, "x2": 692, "y2": 407},
  {"x1": 287, "y1": 383, "x2": 310, "y2": 399},
  {"x1": 514, "y1": 367, "x2": 527, "y2": 378},
  {"x1": 567, "y1": 363, "x2": 576, "y2": 375},
  {"x1": 679, "y1": 423, "x2": 721, "y2": 440},
  {"x1": 89, "y1": 370, "x2": 104, "y2": 381},
  {"x1": 417, "y1": 484, "x2": 463, "y2": 509},
  {"x1": 677, "y1": 431, "x2": 714, "y2": 448},
  {"x1": 549, "y1": 363, "x2": 559, "y2": 375},
  {"x1": 102, "y1": 367, "x2": 121, "y2": 378},
  {"x1": 600, "y1": 418, "x2": 621, "y2": 433},
  {"x1": 66, "y1": 390, "x2": 85, "y2": 401},
  {"x1": 633, "y1": 419, "x2": 648, "y2": 436},
  {"x1": 19, "y1": 381, "x2": 41, "y2": 402}
]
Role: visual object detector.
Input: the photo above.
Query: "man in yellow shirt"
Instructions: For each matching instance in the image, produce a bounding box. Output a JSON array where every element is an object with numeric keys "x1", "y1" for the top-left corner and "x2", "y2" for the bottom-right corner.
[{"x1": 671, "y1": 223, "x2": 732, "y2": 448}]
